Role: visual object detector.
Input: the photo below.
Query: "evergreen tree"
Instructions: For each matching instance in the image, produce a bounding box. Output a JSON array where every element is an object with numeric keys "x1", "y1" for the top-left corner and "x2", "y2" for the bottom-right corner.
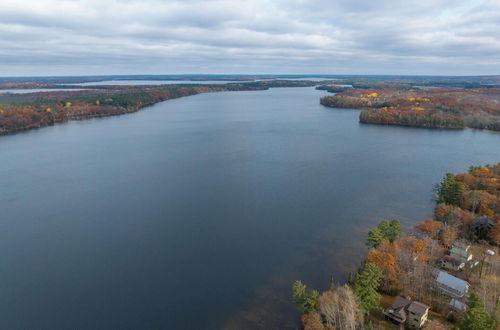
[
  {"x1": 460, "y1": 293, "x2": 496, "y2": 330},
  {"x1": 292, "y1": 280, "x2": 319, "y2": 314},
  {"x1": 366, "y1": 220, "x2": 401, "y2": 247},
  {"x1": 366, "y1": 228, "x2": 384, "y2": 248},
  {"x1": 378, "y1": 219, "x2": 401, "y2": 243},
  {"x1": 351, "y1": 263, "x2": 383, "y2": 315},
  {"x1": 437, "y1": 173, "x2": 465, "y2": 206}
]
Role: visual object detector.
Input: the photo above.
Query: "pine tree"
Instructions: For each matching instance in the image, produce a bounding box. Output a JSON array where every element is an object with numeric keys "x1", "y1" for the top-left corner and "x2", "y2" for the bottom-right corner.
[
  {"x1": 351, "y1": 263, "x2": 383, "y2": 315},
  {"x1": 437, "y1": 173, "x2": 465, "y2": 206},
  {"x1": 292, "y1": 280, "x2": 319, "y2": 314},
  {"x1": 460, "y1": 293, "x2": 496, "y2": 330},
  {"x1": 367, "y1": 220, "x2": 401, "y2": 247},
  {"x1": 366, "y1": 228, "x2": 384, "y2": 248},
  {"x1": 383, "y1": 219, "x2": 401, "y2": 242}
]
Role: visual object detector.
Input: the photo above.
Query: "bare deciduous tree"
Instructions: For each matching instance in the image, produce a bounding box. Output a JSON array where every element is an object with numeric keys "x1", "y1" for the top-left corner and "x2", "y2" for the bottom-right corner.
[{"x1": 318, "y1": 285, "x2": 362, "y2": 330}]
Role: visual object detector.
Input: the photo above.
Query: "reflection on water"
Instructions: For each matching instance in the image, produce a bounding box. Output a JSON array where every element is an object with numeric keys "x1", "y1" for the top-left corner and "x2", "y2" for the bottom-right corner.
[{"x1": 64, "y1": 79, "x2": 245, "y2": 86}]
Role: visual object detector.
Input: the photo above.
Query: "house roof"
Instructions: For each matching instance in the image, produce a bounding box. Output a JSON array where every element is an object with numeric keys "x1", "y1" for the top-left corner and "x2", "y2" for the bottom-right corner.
[
  {"x1": 437, "y1": 271, "x2": 469, "y2": 294},
  {"x1": 452, "y1": 241, "x2": 470, "y2": 251},
  {"x1": 474, "y1": 216, "x2": 494, "y2": 227},
  {"x1": 386, "y1": 296, "x2": 411, "y2": 321},
  {"x1": 408, "y1": 301, "x2": 430, "y2": 316},
  {"x1": 450, "y1": 247, "x2": 471, "y2": 259},
  {"x1": 391, "y1": 296, "x2": 411, "y2": 310},
  {"x1": 443, "y1": 255, "x2": 465, "y2": 267},
  {"x1": 450, "y1": 299, "x2": 467, "y2": 311}
]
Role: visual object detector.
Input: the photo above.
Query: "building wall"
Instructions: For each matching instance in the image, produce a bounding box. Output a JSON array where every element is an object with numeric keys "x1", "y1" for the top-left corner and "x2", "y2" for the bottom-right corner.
[{"x1": 408, "y1": 310, "x2": 428, "y2": 328}]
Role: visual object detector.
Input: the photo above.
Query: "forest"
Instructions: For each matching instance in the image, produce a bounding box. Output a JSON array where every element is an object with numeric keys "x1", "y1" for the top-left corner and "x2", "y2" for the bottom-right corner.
[
  {"x1": 320, "y1": 86, "x2": 500, "y2": 131},
  {"x1": 294, "y1": 163, "x2": 500, "y2": 329},
  {"x1": 0, "y1": 80, "x2": 318, "y2": 135}
]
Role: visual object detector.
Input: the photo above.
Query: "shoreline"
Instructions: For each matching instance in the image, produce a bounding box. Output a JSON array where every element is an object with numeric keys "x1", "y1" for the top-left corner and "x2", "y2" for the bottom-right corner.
[{"x1": 0, "y1": 81, "x2": 318, "y2": 136}]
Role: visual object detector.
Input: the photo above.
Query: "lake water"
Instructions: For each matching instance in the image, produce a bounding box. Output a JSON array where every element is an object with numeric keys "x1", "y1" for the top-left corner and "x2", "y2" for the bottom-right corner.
[
  {"x1": 64, "y1": 77, "x2": 333, "y2": 86},
  {"x1": 0, "y1": 88, "x2": 92, "y2": 94},
  {"x1": 0, "y1": 87, "x2": 499, "y2": 329},
  {"x1": 65, "y1": 80, "x2": 245, "y2": 86}
]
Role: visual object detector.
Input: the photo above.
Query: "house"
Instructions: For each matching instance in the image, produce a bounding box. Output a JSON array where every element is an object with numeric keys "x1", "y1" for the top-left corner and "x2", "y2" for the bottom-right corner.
[
  {"x1": 436, "y1": 271, "x2": 469, "y2": 298},
  {"x1": 474, "y1": 216, "x2": 494, "y2": 239},
  {"x1": 452, "y1": 241, "x2": 471, "y2": 252},
  {"x1": 450, "y1": 244, "x2": 472, "y2": 262},
  {"x1": 384, "y1": 296, "x2": 410, "y2": 325},
  {"x1": 441, "y1": 255, "x2": 465, "y2": 271},
  {"x1": 407, "y1": 301, "x2": 430, "y2": 328},
  {"x1": 450, "y1": 298, "x2": 467, "y2": 312},
  {"x1": 384, "y1": 296, "x2": 430, "y2": 328}
]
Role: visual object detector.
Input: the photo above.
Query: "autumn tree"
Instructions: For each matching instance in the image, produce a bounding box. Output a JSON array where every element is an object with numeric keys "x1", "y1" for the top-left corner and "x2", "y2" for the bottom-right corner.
[
  {"x1": 393, "y1": 235, "x2": 436, "y2": 301},
  {"x1": 416, "y1": 218, "x2": 442, "y2": 238},
  {"x1": 490, "y1": 223, "x2": 500, "y2": 245},
  {"x1": 366, "y1": 249, "x2": 398, "y2": 290},
  {"x1": 301, "y1": 311, "x2": 325, "y2": 330},
  {"x1": 440, "y1": 224, "x2": 458, "y2": 247},
  {"x1": 463, "y1": 190, "x2": 486, "y2": 213},
  {"x1": 435, "y1": 203, "x2": 454, "y2": 223}
]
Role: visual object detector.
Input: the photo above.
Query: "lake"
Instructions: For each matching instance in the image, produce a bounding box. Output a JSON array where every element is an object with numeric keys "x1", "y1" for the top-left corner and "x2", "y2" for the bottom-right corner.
[
  {"x1": 0, "y1": 88, "x2": 92, "y2": 94},
  {"x1": 0, "y1": 87, "x2": 499, "y2": 329},
  {"x1": 65, "y1": 80, "x2": 245, "y2": 86}
]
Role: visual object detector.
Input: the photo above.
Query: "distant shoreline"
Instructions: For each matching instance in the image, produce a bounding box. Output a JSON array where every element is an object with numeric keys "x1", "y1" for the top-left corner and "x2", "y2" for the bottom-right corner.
[{"x1": 0, "y1": 80, "x2": 319, "y2": 136}]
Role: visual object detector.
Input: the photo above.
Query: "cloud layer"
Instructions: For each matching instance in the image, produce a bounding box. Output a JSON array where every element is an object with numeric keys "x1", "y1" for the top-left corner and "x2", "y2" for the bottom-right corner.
[{"x1": 0, "y1": 0, "x2": 499, "y2": 76}]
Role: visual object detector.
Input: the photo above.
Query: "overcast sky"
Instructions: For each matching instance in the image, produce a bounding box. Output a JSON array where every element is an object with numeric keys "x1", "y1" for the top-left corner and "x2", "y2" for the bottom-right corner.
[{"x1": 0, "y1": 0, "x2": 499, "y2": 76}]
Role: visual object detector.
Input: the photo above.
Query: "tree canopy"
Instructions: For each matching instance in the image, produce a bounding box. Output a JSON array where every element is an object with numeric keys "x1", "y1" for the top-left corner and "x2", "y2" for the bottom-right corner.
[
  {"x1": 351, "y1": 263, "x2": 383, "y2": 315},
  {"x1": 460, "y1": 293, "x2": 496, "y2": 330},
  {"x1": 292, "y1": 280, "x2": 319, "y2": 315}
]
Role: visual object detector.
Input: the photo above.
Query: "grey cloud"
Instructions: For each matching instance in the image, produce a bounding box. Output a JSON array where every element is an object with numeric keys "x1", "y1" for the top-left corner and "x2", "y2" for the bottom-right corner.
[{"x1": 0, "y1": 0, "x2": 499, "y2": 76}]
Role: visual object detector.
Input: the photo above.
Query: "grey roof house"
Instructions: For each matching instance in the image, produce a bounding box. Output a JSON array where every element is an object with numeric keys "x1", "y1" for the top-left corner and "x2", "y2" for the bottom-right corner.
[
  {"x1": 384, "y1": 296, "x2": 430, "y2": 328},
  {"x1": 436, "y1": 271, "x2": 469, "y2": 298},
  {"x1": 450, "y1": 298, "x2": 467, "y2": 312}
]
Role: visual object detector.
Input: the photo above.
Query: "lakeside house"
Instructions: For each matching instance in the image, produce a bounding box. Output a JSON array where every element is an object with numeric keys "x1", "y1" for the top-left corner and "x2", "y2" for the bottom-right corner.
[
  {"x1": 452, "y1": 241, "x2": 470, "y2": 252},
  {"x1": 384, "y1": 296, "x2": 430, "y2": 328},
  {"x1": 450, "y1": 298, "x2": 467, "y2": 312},
  {"x1": 441, "y1": 255, "x2": 465, "y2": 271},
  {"x1": 450, "y1": 241, "x2": 472, "y2": 262},
  {"x1": 436, "y1": 271, "x2": 470, "y2": 298}
]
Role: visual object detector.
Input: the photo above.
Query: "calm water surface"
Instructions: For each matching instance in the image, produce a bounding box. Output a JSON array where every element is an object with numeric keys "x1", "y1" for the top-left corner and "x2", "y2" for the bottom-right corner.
[
  {"x1": 0, "y1": 88, "x2": 92, "y2": 94},
  {"x1": 0, "y1": 87, "x2": 499, "y2": 329},
  {"x1": 66, "y1": 80, "x2": 244, "y2": 86}
]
